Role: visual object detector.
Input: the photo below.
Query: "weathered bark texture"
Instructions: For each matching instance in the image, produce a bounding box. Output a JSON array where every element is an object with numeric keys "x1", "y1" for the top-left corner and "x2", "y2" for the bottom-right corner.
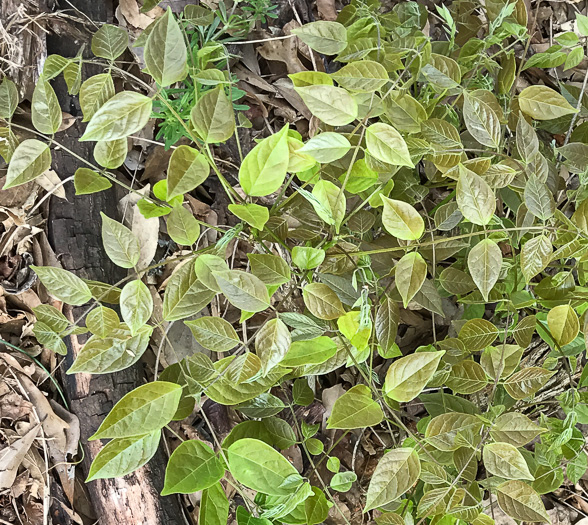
[{"x1": 46, "y1": 1, "x2": 186, "y2": 523}]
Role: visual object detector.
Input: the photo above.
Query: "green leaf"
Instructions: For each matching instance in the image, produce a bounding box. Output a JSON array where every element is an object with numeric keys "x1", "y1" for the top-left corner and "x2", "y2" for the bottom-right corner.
[
  {"x1": 32, "y1": 265, "x2": 92, "y2": 305},
  {"x1": 293, "y1": 378, "x2": 314, "y2": 406},
  {"x1": 33, "y1": 322, "x2": 66, "y2": 355},
  {"x1": 90, "y1": 381, "x2": 182, "y2": 439},
  {"x1": 331, "y1": 60, "x2": 388, "y2": 92},
  {"x1": 92, "y1": 24, "x2": 128, "y2": 60},
  {"x1": 483, "y1": 442, "x2": 534, "y2": 480},
  {"x1": 490, "y1": 413, "x2": 545, "y2": 447},
  {"x1": 342, "y1": 158, "x2": 378, "y2": 194},
  {"x1": 281, "y1": 336, "x2": 337, "y2": 367},
  {"x1": 376, "y1": 298, "x2": 399, "y2": 355},
  {"x1": 227, "y1": 438, "x2": 301, "y2": 496},
  {"x1": 383, "y1": 91, "x2": 427, "y2": 133},
  {"x1": 366, "y1": 123, "x2": 413, "y2": 167},
  {"x1": 496, "y1": 480, "x2": 550, "y2": 522},
  {"x1": 86, "y1": 431, "x2": 160, "y2": 481},
  {"x1": 458, "y1": 318, "x2": 499, "y2": 350},
  {"x1": 446, "y1": 361, "x2": 488, "y2": 394},
  {"x1": 236, "y1": 393, "x2": 286, "y2": 418},
  {"x1": 456, "y1": 165, "x2": 496, "y2": 226},
  {"x1": 195, "y1": 254, "x2": 229, "y2": 292},
  {"x1": 0, "y1": 78, "x2": 18, "y2": 119},
  {"x1": 239, "y1": 125, "x2": 289, "y2": 196},
  {"x1": 462, "y1": 92, "x2": 501, "y2": 149},
  {"x1": 294, "y1": 85, "x2": 358, "y2": 126},
  {"x1": 504, "y1": 367, "x2": 554, "y2": 400},
  {"x1": 80, "y1": 91, "x2": 152, "y2": 141},
  {"x1": 162, "y1": 262, "x2": 215, "y2": 321},
  {"x1": 331, "y1": 471, "x2": 357, "y2": 492},
  {"x1": 166, "y1": 145, "x2": 209, "y2": 199},
  {"x1": 302, "y1": 283, "x2": 345, "y2": 320},
  {"x1": 518, "y1": 85, "x2": 577, "y2": 120},
  {"x1": 199, "y1": 482, "x2": 229, "y2": 525},
  {"x1": 292, "y1": 246, "x2": 325, "y2": 270},
  {"x1": 33, "y1": 304, "x2": 69, "y2": 334},
  {"x1": 101, "y1": 212, "x2": 141, "y2": 268},
  {"x1": 364, "y1": 448, "x2": 421, "y2": 512},
  {"x1": 467, "y1": 239, "x2": 502, "y2": 302},
  {"x1": 31, "y1": 79, "x2": 62, "y2": 134},
  {"x1": 425, "y1": 412, "x2": 483, "y2": 451},
  {"x1": 524, "y1": 175, "x2": 555, "y2": 220},
  {"x1": 94, "y1": 138, "x2": 127, "y2": 169},
  {"x1": 237, "y1": 507, "x2": 273, "y2": 525},
  {"x1": 381, "y1": 197, "x2": 424, "y2": 240},
  {"x1": 3, "y1": 139, "x2": 51, "y2": 189},
  {"x1": 248, "y1": 254, "x2": 291, "y2": 286},
  {"x1": 480, "y1": 344, "x2": 523, "y2": 379},
  {"x1": 215, "y1": 270, "x2": 270, "y2": 312},
  {"x1": 0, "y1": 127, "x2": 18, "y2": 163},
  {"x1": 228, "y1": 203, "x2": 269, "y2": 230},
  {"x1": 299, "y1": 132, "x2": 350, "y2": 163},
  {"x1": 74, "y1": 167, "x2": 112, "y2": 195},
  {"x1": 291, "y1": 21, "x2": 347, "y2": 55},
  {"x1": 395, "y1": 252, "x2": 427, "y2": 308},
  {"x1": 185, "y1": 316, "x2": 239, "y2": 352},
  {"x1": 384, "y1": 351, "x2": 445, "y2": 402},
  {"x1": 86, "y1": 306, "x2": 120, "y2": 338},
  {"x1": 327, "y1": 384, "x2": 384, "y2": 429},
  {"x1": 120, "y1": 279, "x2": 153, "y2": 336},
  {"x1": 144, "y1": 9, "x2": 187, "y2": 87},
  {"x1": 255, "y1": 318, "x2": 291, "y2": 374},
  {"x1": 184, "y1": 5, "x2": 215, "y2": 25},
  {"x1": 305, "y1": 487, "x2": 331, "y2": 525},
  {"x1": 521, "y1": 235, "x2": 552, "y2": 282},
  {"x1": 547, "y1": 304, "x2": 579, "y2": 346},
  {"x1": 190, "y1": 87, "x2": 235, "y2": 143},
  {"x1": 311, "y1": 179, "x2": 346, "y2": 232},
  {"x1": 162, "y1": 439, "x2": 224, "y2": 495},
  {"x1": 167, "y1": 206, "x2": 200, "y2": 246}
]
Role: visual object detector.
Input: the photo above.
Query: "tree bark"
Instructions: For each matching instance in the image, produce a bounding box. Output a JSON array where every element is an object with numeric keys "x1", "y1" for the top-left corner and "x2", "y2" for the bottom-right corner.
[{"x1": 46, "y1": 1, "x2": 186, "y2": 523}]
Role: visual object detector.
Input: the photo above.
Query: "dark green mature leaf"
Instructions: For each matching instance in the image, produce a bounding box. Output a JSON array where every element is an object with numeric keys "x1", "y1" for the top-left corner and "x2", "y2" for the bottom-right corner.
[
  {"x1": 248, "y1": 254, "x2": 291, "y2": 286},
  {"x1": 255, "y1": 318, "x2": 291, "y2": 374},
  {"x1": 518, "y1": 86, "x2": 577, "y2": 120},
  {"x1": 215, "y1": 270, "x2": 270, "y2": 312},
  {"x1": 425, "y1": 413, "x2": 483, "y2": 451},
  {"x1": 467, "y1": 239, "x2": 502, "y2": 301},
  {"x1": 191, "y1": 87, "x2": 235, "y2": 143}
]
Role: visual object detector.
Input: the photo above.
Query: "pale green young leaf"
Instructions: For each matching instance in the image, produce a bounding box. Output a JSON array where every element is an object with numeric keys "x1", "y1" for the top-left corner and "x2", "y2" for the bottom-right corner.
[
  {"x1": 425, "y1": 413, "x2": 483, "y2": 451},
  {"x1": 195, "y1": 254, "x2": 229, "y2": 292},
  {"x1": 190, "y1": 87, "x2": 235, "y2": 143},
  {"x1": 185, "y1": 316, "x2": 239, "y2": 352},
  {"x1": 578, "y1": 13, "x2": 588, "y2": 36},
  {"x1": 294, "y1": 85, "x2": 358, "y2": 126},
  {"x1": 496, "y1": 480, "x2": 550, "y2": 522},
  {"x1": 331, "y1": 60, "x2": 389, "y2": 92},
  {"x1": 524, "y1": 175, "x2": 555, "y2": 220},
  {"x1": 33, "y1": 304, "x2": 69, "y2": 334},
  {"x1": 480, "y1": 344, "x2": 523, "y2": 380},
  {"x1": 395, "y1": 252, "x2": 427, "y2": 308},
  {"x1": 101, "y1": 212, "x2": 141, "y2": 268},
  {"x1": 31, "y1": 79, "x2": 62, "y2": 135},
  {"x1": 0, "y1": 78, "x2": 18, "y2": 119},
  {"x1": 291, "y1": 21, "x2": 347, "y2": 55},
  {"x1": 383, "y1": 91, "x2": 427, "y2": 133},
  {"x1": 87, "y1": 431, "x2": 160, "y2": 481},
  {"x1": 384, "y1": 351, "x2": 445, "y2": 402},
  {"x1": 520, "y1": 234, "x2": 552, "y2": 282},
  {"x1": 311, "y1": 179, "x2": 346, "y2": 232},
  {"x1": 281, "y1": 336, "x2": 337, "y2": 367},
  {"x1": 167, "y1": 206, "x2": 200, "y2": 246},
  {"x1": 92, "y1": 24, "x2": 128, "y2": 60},
  {"x1": 381, "y1": 196, "x2": 424, "y2": 240},
  {"x1": 342, "y1": 158, "x2": 378, "y2": 194},
  {"x1": 287, "y1": 136, "x2": 316, "y2": 173},
  {"x1": 331, "y1": 471, "x2": 357, "y2": 492},
  {"x1": 490, "y1": 413, "x2": 545, "y2": 447},
  {"x1": 547, "y1": 304, "x2": 579, "y2": 346},
  {"x1": 292, "y1": 246, "x2": 325, "y2": 270},
  {"x1": 214, "y1": 270, "x2": 270, "y2": 312},
  {"x1": 236, "y1": 393, "x2": 286, "y2": 418},
  {"x1": 3, "y1": 139, "x2": 51, "y2": 189},
  {"x1": 166, "y1": 145, "x2": 209, "y2": 199},
  {"x1": 200, "y1": 482, "x2": 229, "y2": 525},
  {"x1": 32, "y1": 265, "x2": 92, "y2": 305},
  {"x1": 255, "y1": 318, "x2": 291, "y2": 374},
  {"x1": 0, "y1": 127, "x2": 18, "y2": 163},
  {"x1": 90, "y1": 381, "x2": 182, "y2": 439},
  {"x1": 81, "y1": 92, "x2": 152, "y2": 141},
  {"x1": 327, "y1": 384, "x2": 384, "y2": 429},
  {"x1": 462, "y1": 92, "x2": 501, "y2": 149},
  {"x1": 456, "y1": 165, "x2": 496, "y2": 226},
  {"x1": 518, "y1": 85, "x2": 577, "y2": 120},
  {"x1": 74, "y1": 167, "x2": 112, "y2": 195},
  {"x1": 516, "y1": 114, "x2": 539, "y2": 161},
  {"x1": 289, "y1": 71, "x2": 334, "y2": 87},
  {"x1": 375, "y1": 298, "x2": 399, "y2": 354},
  {"x1": 162, "y1": 262, "x2": 215, "y2": 321},
  {"x1": 239, "y1": 125, "x2": 289, "y2": 196},
  {"x1": 120, "y1": 279, "x2": 153, "y2": 336},
  {"x1": 364, "y1": 448, "x2": 421, "y2": 512},
  {"x1": 366, "y1": 123, "x2": 413, "y2": 167},
  {"x1": 80, "y1": 74, "x2": 116, "y2": 122},
  {"x1": 144, "y1": 9, "x2": 187, "y2": 87},
  {"x1": 299, "y1": 132, "x2": 351, "y2": 163},
  {"x1": 33, "y1": 322, "x2": 66, "y2": 355},
  {"x1": 94, "y1": 138, "x2": 128, "y2": 169},
  {"x1": 421, "y1": 53, "x2": 461, "y2": 91},
  {"x1": 458, "y1": 318, "x2": 499, "y2": 350},
  {"x1": 162, "y1": 440, "x2": 224, "y2": 495},
  {"x1": 86, "y1": 306, "x2": 120, "y2": 338},
  {"x1": 302, "y1": 283, "x2": 345, "y2": 320},
  {"x1": 467, "y1": 238, "x2": 502, "y2": 301},
  {"x1": 248, "y1": 254, "x2": 291, "y2": 286},
  {"x1": 228, "y1": 203, "x2": 269, "y2": 230},
  {"x1": 483, "y1": 443, "x2": 534, "y2": 480},
  {"x1": 446, "y1": 361, "x2": 488, "y2": 394},
  {"x1": 504, "y1": 367, "x2": 554, "y2": 399},
  {"x1": 305, "y1": 487, "x2": 331, "y2": 525}
]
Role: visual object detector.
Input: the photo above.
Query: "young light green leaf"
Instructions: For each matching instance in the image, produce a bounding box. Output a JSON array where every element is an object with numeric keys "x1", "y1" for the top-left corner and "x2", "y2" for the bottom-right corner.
[
  {"x1": 331, "y1": 60, "x2": 388, "y2": 92},
  {"x1": 395, "y1": 252, "x2": 427, "y2": 308},
  {"x1": 366, "y1": 123, "x2": 413, "y2": 167},
  {"x1": 547, "y1": 304, "x2": 579, "y2": 346},
  {"x1": 166, "y1": 145, "x2": 209, "y2": 199},
  {"x1": 228, "y1": 203, "x2": 269, "y2": 230},
  {"x1": 3, "y1": 139, "x2": 51, "y2": 189},
  {"x1": 80, "y1": 73, "x2": 116, "y2": 122},
  {"x1": 292, "y1": 246, "x2": 325, "y2": 270},
  {"x1": 458, "y1": 318, "x2": 499, "y2": 350},
  {"x1": 467, "y1": 238, "x2": 502, "y2": 301},
  {"x1": 248, "y1": 254, "x2": 291, "y2": 286},
  {"x1": 167, "y1": 206, "x2": 200, "y2": 246},
  {"x1": 90, "y1": 382, "x2": 182, "y2": 439},
  {"x1": 120, "y1": 279, "x2": 153, "y2": 336},
  {"x1": 520, "y1": 234, "x2": 552, "y2": 282},
  {"x1": 32, "y1": 265, "x2": 92, "y2": 305},
  {"x1": 311, "y1": 179, "x2": 346, "y2": 232},
  {"x1": 200, "y1": 482, "x2": 229, "y2": 525},
  {"x1": 299, "y1": 132, "x2": 351, "y2": 163},
  {"x1": 227, "y1": 438, "x2": 301, "y2": 496},
  {"x1": 101, "y1": 212, "x2": 141, "y2": 268},
  {"x1": 496, "y1": 480, "x2": 550, "y2": 522},
  {"x1": 294, "y1": 85, "x2": 358, "y2": 126},
  {"x1": 94, "y1": 138, "x2": 128, "y2": 169},
  {"x1": 463, "y1": 92, "x2": 501, "y2": 149},
  {"x1": 281, "y1": 336, "x2": 337, "y2": 367},
  {"x1": 162, "y1": 440, "x2": 224, "y2": 495},
  {"x1": 31, "y1": 79, "x2": 62, "y2": 135},
  {"x1": 190, "y1": 87, "x2": 235, "y2": 143},
  {"x1": 490, "y1": 413, "x2": 545, "y2": 447},
  {"x1": 86, "y1": 431, "x2": 160, "y2": 481},
  {"x1": 327, "y1": 384, "x2": 384, "y2": 429},
  {"x1": 456, "y1": 165, "x2": 496, "y2": 225},
  {"x1": 195, "y1": 254, "x2": 229, "y2": 292},
  {"x1": 81, "y1": 92, "x2": 152, "y2": 141},
  {"x1": 302, "y1": 283, "x2": 345, "y2": 320},
  {"x1": 74, "y1": 167, "x2": 112, "y2": 195},
  {"x1": 483, "y1": 442, "x2": 534, "y2": 480},
  {"x1": 364, "y1": 448, "x2": 421, "y2": 512},
  {"x1": 239, "y1": 125, "x2": 289, "y2": 196},
  {"x1": 516, "y1": 114, "x2": 539, "y2": 161},
  {"x1": 214, "y1": 270, "x2": 270, "y2": 312},
  {"x1": 381, "y1": 197, "x2": 424, "y2": 240},
  {"x1": 480, "y1": 344, "x2": 523, "y2": 380},
  {"x1": 425, "y1": 413, "x2": 483, "y2": 451},
  {"x1": 0, "y1": 78, "x2": 18, "y2": 120},
  {"x1": 185, "y1": 316, "x2": 239, "y2": 352},
  {"x1": 92, "y1": 24, "x2": 128, "y2": 60},
  {"x1": 291, "y1": 21, "x2": 347, "y2": 55},
  {"x1": 518, "y1": 85, "x2": 577, "y2": 120},
  {"x1": 384, "y1": 351, "x2": 445, "y2": 402},
  {"x1": 162, "y1": 262, "x2": 216, "y2": 321},
  {"x1": 86, "y1": 306, "x2": 120, "y2": 338},
  {"x1": 504, "y1": 367, "x2": 554, "y2": 400},
  {"x1": 446, "y1": 361, "x2": 488, "y2": 394},
  {"x1": 524, "y1": 175, "x2": 555, "y2": 220},
  {"x1": 236, "y1": 393, "x2": 286, "y2": 418},
  {"x1": 144, "y1": 9, "x2": 187, "y2": 87},
  {"x1": 255, "y1": 318, "x2": 291, "y2": 374}
]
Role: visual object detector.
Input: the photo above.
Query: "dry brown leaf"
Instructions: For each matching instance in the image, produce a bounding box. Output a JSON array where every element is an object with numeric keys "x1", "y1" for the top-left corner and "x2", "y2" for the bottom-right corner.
[
  {"x1": 0, "y1": 423, "x2": 40, "y2": 489},
  {"x1": 257, "y1": 38, "x2": 306, "y2": 74},
  {"x1": 317, "y1": 0, "x2": 337, "y2": 21},
  {"x1": 36, "y1": 170, "x2": 67, "y2": 200},
  {"x1": 118, "y1": 0, "x2": 163, "y2": 29}
]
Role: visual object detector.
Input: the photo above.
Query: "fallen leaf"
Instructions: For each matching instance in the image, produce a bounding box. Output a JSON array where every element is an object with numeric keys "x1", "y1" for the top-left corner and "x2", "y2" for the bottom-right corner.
[{"x1": 0, "y1": 423, "x2": 40, "y2": 489}]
